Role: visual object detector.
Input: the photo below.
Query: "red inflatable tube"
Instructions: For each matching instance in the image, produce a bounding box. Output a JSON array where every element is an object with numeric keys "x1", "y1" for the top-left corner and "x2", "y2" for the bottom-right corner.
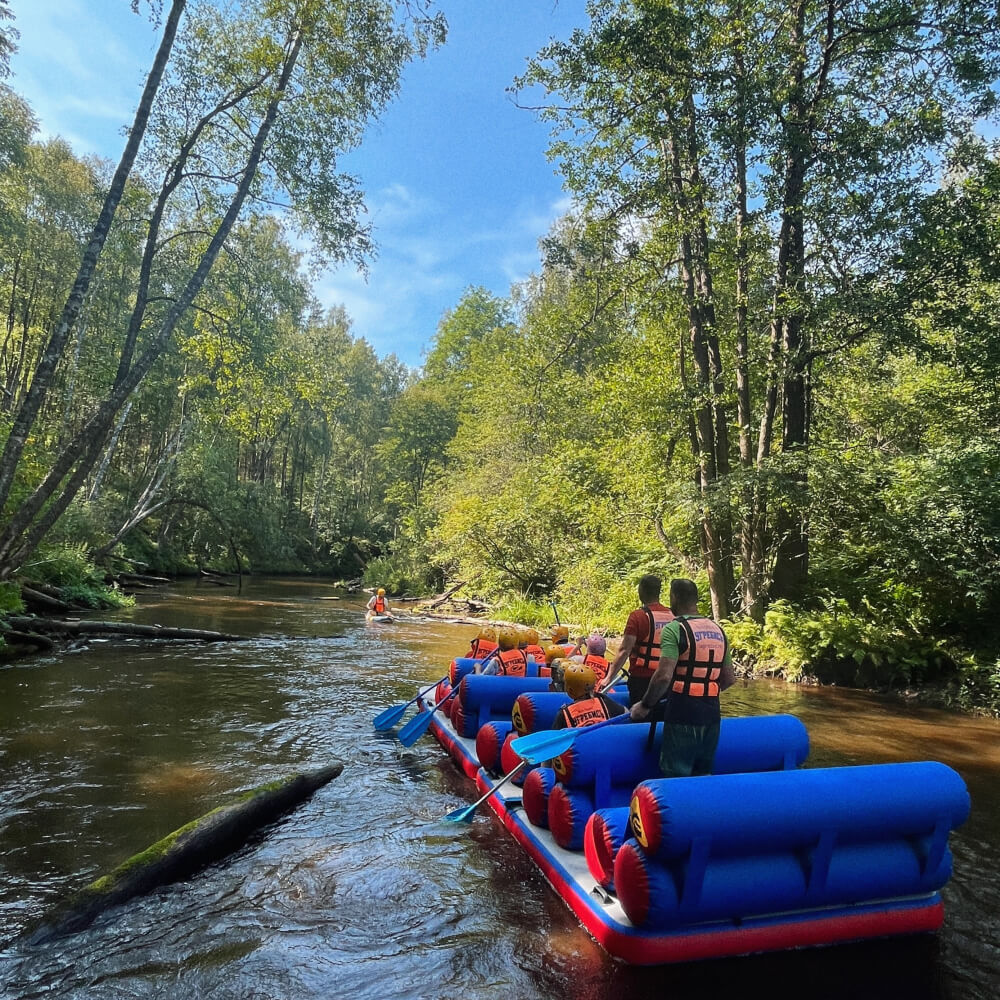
[
  {"x1": 476, "y1": 721, "x2": 512, "y2": 774},
  {"x1": 583, "y1": 807, "x2": 631, "y2": 890},
  {"x1": 522, "y1": 766, "x2": 556, "y2": 828},
  {"x1": 500, "y1": 730, "x2": 531, "y2": 786},
  {"x1": 549, "y1": 784, "x2": 633, "y2": 851}
]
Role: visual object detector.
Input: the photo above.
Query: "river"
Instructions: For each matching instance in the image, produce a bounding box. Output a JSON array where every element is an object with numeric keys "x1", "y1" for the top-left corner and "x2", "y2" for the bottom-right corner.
[{"x1": 0, "y1": 578, "x2": 997, "y2": 999}]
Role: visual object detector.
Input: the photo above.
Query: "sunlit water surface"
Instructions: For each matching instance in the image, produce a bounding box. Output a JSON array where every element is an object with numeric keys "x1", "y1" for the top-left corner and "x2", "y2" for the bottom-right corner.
[{"x1": 0, "y1": 578, "x2": 997, "y2": 999}]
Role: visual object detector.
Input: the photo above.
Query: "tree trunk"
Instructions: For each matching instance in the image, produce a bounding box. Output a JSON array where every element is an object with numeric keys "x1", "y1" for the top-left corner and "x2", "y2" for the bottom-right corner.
[{"x1": 0, "y1": 0, "x2": 187, "y2": 512}]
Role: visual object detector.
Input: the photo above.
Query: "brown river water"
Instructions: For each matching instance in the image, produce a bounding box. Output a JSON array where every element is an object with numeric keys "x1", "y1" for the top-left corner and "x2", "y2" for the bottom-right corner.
[{"x1": 0, "y1": 578, "x2": 998, "y2": 999}]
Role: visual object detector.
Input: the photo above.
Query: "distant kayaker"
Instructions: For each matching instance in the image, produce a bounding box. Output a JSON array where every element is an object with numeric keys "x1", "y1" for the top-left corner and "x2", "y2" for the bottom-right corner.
[
  {"x1": 552, "y1": 663, "x2": 626, "y2": 729},
  {"x1": 604, "y1": 575, "x2": 675, "y2": 706},
  {"x1": 629, "y1": 578, "x2": 736, "y2": 778},
  {"x1": 366, "y1": 588, "x2": 391, "y2": 616}
]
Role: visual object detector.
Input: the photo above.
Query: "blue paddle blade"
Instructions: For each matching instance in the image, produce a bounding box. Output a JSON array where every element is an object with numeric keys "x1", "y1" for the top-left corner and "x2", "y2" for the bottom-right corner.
[
  {"x1": 397, "y1": 705, "x2": 438, "y2": 747},
  {"x1": 372, "y1": 704, "x2": 407, "y2": 731},
  {"x1": 510, "y1": 713, "x2": 631, "y2": 765},
  {"x1": 443, "y1": 805, "x2": 476, "y2": 824}
]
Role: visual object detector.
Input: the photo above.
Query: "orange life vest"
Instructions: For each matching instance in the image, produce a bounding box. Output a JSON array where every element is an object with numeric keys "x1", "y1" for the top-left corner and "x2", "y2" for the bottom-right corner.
[
  {"x1": 670, "y1": 617, "x2": 728, "y2": 698},
  {"x1": 523, "y1": 643, "x2": 546, "y2": 664},
  {"x1": 630, "y1": 606, "x2": 675, "y2": 677},
  {"x1": 495, "y1": 648, "x2": 528, "y2": 677},
  {"x1": 582, "y1": 653, "x2": 610, "y2": 685},
  {"x1": 469, "y1": 638, "x2": 499, "y2": 660},
  {"x1": 559, "y1": 696, "x2": 613, "y2": 729},
  {"x1": 373, "y1": 596, "x2": 386, "y2": 613}
]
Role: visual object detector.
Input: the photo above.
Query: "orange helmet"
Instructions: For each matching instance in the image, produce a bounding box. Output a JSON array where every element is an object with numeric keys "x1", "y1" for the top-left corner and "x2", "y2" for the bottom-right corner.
[
  {"x1": 564, "y1": 662, "x2": 597, "y2": 700},
  {"x1": 377, "y1": 588, "x2": 386, "y2": 596},
  {"x1": 550, "y1": 625, "x2": 569, "y2": 643},
  {"x1": 497, "y1": 627, "x2": 518, "y2": 651},
  {"x1": 544, "y1": 644, "x2": 564, "y2": 664},
  {"x1": 478, "y1": 626, "x2": 497, "y2": 642}
]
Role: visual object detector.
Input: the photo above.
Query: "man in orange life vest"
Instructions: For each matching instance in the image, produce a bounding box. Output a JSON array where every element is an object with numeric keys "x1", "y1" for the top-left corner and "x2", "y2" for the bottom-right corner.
[
  {"x1": 552, "y1": 662, "x2": 626, "y2": 730},
  {"x1": 630, "y1": 578, "x2": 736, "y2": 778},
  {"x1": 603, "y1": 575, "x2": 675, "y2": 706}
]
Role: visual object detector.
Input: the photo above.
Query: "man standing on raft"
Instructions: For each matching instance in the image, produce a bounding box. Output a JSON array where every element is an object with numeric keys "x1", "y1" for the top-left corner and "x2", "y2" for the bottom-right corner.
[
  {"x1": 630, "y1": 578, "x2": 736, "y2": 778},
  {"x1": 603, "y1": 574, "x2": 674, "y2": 705}
]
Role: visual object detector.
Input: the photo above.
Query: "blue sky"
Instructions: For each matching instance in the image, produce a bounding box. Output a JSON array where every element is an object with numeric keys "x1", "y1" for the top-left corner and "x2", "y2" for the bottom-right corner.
[{"x1": 8, "y1": 0, "x2": 588, "y2": 365}]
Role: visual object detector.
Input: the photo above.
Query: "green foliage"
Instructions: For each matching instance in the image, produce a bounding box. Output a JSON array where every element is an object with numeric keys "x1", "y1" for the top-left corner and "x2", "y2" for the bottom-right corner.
[
  {"x1": 492, "y1": 593, "x2": 554, "y2": 628},
  {"x1": 726, "y1": 598, "x2": 957, "y2": 688},
  {"x1": 362, "y1": 546, "x2": 442, "y2": 597},
  {"x1": 22, "y1": 542, "x2": 134, "y2": 608},
  {"x1": 0, "y1": 580, "x2": 23, "y2": 614}
]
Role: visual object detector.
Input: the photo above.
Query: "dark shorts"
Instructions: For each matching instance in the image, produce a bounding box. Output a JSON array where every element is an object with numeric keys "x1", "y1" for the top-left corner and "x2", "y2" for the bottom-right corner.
[{"x1": 659, "y1": 722, "x2": 720, "y2": 778}]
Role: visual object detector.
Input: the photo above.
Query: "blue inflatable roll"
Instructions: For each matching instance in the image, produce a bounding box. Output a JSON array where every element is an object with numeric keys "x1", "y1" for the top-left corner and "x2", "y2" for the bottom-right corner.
[
  {"x1": 458, "y1": 675, "x2": 552, "y2": 732},
  {"x1": 549, "y1": 783, "x2": 635, "y2": 850},
  {"x1": 449, "y1": 657, "x2": 482, "y2": 685},
  {"x1": 512, "y1": 688, "x2": 630, "y2": 735},
  {"x1": 554, "y1": 714, "x2": 809, "y2": 790},
  {"x1": 630, "y1": 761, "x2": 970, "y2": 862},
  {"x1": 615, "y1": 835, "x2": 953, "y2": 929}
]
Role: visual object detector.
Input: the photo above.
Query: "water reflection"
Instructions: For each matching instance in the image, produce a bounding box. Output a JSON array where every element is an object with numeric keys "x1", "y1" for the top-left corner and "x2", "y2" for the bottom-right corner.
[{"x1": 0, "y1": 578, "x2": 997, "y2": 999}]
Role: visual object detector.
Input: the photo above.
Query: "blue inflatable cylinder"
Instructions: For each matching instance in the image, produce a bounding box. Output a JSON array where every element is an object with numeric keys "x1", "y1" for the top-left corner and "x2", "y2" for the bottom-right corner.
[
  {"x1": 631, "y1": 761, "x2": 970, "y2": 862},
  {"x1": 615, "y1": 836, "x2": 953, "y2": 930},
  {"x1": 459, "y1": 675, "x2": 553, "y2": 732},
  {"x1": 554, "y1": 714, "x2": 809, "y2": 789}
]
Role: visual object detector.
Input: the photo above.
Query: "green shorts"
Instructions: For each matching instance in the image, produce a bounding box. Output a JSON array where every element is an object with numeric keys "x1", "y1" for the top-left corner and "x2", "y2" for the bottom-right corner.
[{"x1": 659, "y1": 722, "x2": 720, "y2": 778}]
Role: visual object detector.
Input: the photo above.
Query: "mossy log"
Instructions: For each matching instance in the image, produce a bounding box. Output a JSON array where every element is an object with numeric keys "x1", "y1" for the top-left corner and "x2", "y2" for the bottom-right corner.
[
  {"x1": 25, "y1": 763, "x2": 343, "y2": 943},
  {"x1": 4, "y1": 616, "x2": 245, "y2": 642}
]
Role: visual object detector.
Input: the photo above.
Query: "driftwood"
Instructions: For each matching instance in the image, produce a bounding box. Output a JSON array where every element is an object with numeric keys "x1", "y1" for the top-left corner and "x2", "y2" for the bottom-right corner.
[
  {"x1": 25, "y1": 763, "x2": 344, "y2": 943},
  {"x1": 428, "y1": 580, "x2": 468, "y2": 609},
  {"x1": 20, "y1": 586, "x2": 76, "y2": 614},
  {"x1": 0, "y1": 629, "x2": 56, "y2": 653},
  {"x1": 4, "y1": 616, "x2": 246, "y2": 642}
]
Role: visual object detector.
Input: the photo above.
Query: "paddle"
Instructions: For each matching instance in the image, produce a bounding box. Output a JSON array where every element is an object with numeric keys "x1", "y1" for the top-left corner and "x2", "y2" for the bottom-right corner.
[
  {"x1": 442, "y1": 761, "x2": 528, "y2": 823},
  {"x1": 397, "y1": 688, "x2": 459, "y2": 747},
  {"x1": 509, "y1": 712, "x2": 632, "y2": 765},
  {"x1": 550, "y1": 600, "x2": 561, "y2": 625},
  {"x1": 372, "y1": 675, "x2": 448, "y2": 731}
]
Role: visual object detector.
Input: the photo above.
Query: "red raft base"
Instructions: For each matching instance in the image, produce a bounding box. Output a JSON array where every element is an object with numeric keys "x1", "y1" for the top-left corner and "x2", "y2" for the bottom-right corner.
[{"x1": 418, "y1": 696, "x2": 945, "y2": 966}]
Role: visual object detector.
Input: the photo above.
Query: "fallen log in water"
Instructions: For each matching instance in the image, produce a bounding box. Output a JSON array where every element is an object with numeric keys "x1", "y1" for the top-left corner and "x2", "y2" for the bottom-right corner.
[
  {"x1": 4, "y1": 616, "x2": 246, "y2": 642},
  {"x1": 25, "y1": 763, "x2": 344, "y2": 943}
]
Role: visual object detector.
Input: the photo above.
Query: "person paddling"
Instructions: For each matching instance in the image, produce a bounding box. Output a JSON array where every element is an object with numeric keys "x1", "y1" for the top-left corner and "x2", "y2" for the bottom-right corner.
[
  {"x1": 366, "y1": 588, "x2": 391, "y2": 616},
  {"x1": 568, "y1": 632, "x2": 611, "y2": 689}
]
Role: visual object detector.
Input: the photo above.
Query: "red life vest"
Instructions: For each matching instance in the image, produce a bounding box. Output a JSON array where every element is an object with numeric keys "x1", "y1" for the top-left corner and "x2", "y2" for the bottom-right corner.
[
  {"x1": 373, "y1": 596, "x2": 386, "y2": 613},
  {"x1": 559, "y1": 696, "x2": 612, "y2": 729},
  {"x1": 630, "y1": 606, "x2": 675, "y2": 677},
  {"x1": 495, "y1": 648, "x2": 528, "y2": 677},
  {"x1": 469, "y1": 638, "x2": 499, "y2": 660},
  {"x1": 582, "y1": 653, "x2": 610, "y2": 685},
  {"x1": 671, "y1": 616, "x2": 728, "y2": 698}
]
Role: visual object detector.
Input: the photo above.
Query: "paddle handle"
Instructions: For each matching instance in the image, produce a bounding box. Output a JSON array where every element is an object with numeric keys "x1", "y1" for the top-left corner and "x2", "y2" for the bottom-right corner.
[{"x1": 470, "y1": 762, "x2": 527, "y2": 811}]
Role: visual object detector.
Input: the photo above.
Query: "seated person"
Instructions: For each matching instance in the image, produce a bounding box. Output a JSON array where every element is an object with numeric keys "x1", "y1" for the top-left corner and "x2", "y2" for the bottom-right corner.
[
  {"x1": 568, "y1": 632, "x2": 611, "y2": 688},
  {"x1": 465, "y1": 626, "x2": 499, "y2": 660},
  {"x1": 366, "y1": 588, "x2": 390, "y2": 615},
  {"x1": 549, "y1": 624, "x2": 570, "y2": 644},
  {"x1": 548, "y1": 656, "x2": 568, "y2": 692},
  {"x1": 478, "y1": 628, "x2": 529, "y2": 676},
  {"x1": 552, "y1": 663, "x2": 627, "y2": 729}
]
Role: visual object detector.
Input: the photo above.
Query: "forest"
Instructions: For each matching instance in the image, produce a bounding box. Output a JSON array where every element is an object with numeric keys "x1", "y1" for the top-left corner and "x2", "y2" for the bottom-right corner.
[{"x1": 1, "y1": 0, "x2": 999, "y2": 711}]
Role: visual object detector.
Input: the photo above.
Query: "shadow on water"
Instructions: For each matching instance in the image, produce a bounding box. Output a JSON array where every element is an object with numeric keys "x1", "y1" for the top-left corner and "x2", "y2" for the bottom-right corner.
[{"x1": 0, "y1": 577, "x2": 997, "y2": 999}]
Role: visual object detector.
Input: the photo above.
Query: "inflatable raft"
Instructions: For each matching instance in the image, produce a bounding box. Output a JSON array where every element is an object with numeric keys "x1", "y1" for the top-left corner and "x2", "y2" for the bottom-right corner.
[{"x1": 415, "y1": 663, "x2": 969, "y2": 965}]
